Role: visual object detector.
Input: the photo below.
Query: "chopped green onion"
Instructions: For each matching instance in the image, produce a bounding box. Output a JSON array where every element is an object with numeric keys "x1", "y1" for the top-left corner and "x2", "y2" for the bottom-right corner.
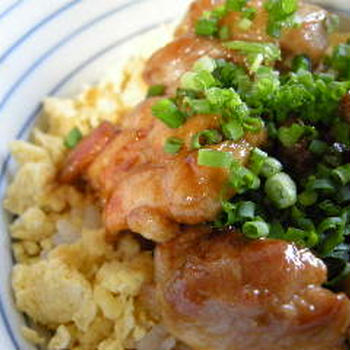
[
  {"x1": 330, "y1": 43, "x2": 350, "y2": 80},
  {"x1": 229, "y1": 162, "x2": 261, "y2": 193},
  {"x1": 261, "y1": 157, "x2": 283, "y2": 178},
  {"x1": 331, "y1": 164, "x2": 350, "y2": 186},
  {"x1": 152, "y1": 99, "x2": 186, "y2": 129},
  {"x1": 291, "y1": 205, "x2": 304, "y2": 220},
  {"x1": 193, "y1": 56, "x2": 217, "y2": 73},
  {"x1": 211, "y1": 5, "x2": 227, "y2": 19},
  {"x1": 325, "y1": 13, "x2": 340, "y2": 35},
  {"x1": 237, "y1": 201, "x2": 256, "y2": 219},
  {"x1": 298, "y1": 191, "x2": 318, "y2": 207},
  {"x1": 226, "y1": 0, "x2": 248, "y2": 12},
  {"x1": 205, "y1": 87, "x2": 243, "y2": 110},
  {"x1": 242, "y1": 116, "x2": 264, "y2": 132},
  {"x1": 332, "y1": 120, "x2": 350, "y2": 146},
  {"x1": 183, "y1": 98, "x2": 213, "y2": 115},
  {"x1": 307, "y1": 178, "x2": 336, "y2": 193},
  {"x1": 198, "y1": 149, "x2": 233, "y2": 168},
  {"x1": 284, "y1": 227, "x2": 319, "y2": 248},
  {"x1": 318, "y1": 217, "x2": 344, "y2": 234},
  {"x1": 221, "y1": 119, "x2": 244, "y2": 141},
  {"x1": 336, "y1": 185, "x2": 350, "y2": 203},
  {"x1": 319, "y1": 200, "x2": 341, "y2": 216},
  {"x1": 241, "y1": 7, "x2": 256, "y2": 20},
  {"x1": 219, "y1": 25, "x2": 230, "y2": 40},
  {"x1": 267, "y1": 122, "x2": 278, "y2": 138},
  {"x1": 191, "y1": 129, "x2": 222, "y2": 149},
  {"x1": 223, "y1": 41, "x2": 281, "y2": 64},
  {"x1": 164, "y1": 137, "x2": 184, "y2": 155},
  {"x1": 318, "y1": 217, "x2": 345, "y2": 256},
  {"x1": 249, "y1": 148, "x2": 268, "y2": 175},
  {"x1": 183, "y1": 97, "x2": 213, "y2": 115},
  {"x1": 277, "y1": 123, "x2": 305, "y2": 148},
  {"x1": 265, "y1": 172, "x2": 297, "y2": 209},
  {"x1": 64, "y1": 127, "x2": 83, "y2": 149},
  {"x1": 147, "y1": 84, "x2": 166, "y2": 97},
  {"x1": 243, "y1": 220, "x2": 270, "y2": 239},
  {"x1": 291, "y1": 54, "x2": 311, "y2": 72},
  {"x1": 217, "y1": 199, "x2": 238, "y2": 226},
  {"x1": 269, "y1": 220, "x2": 285, "y2": 237},
  {"x1": 297, "y1": 217, "x2": 316, "y2": 232},
  {"x1": 308, "y1": 139, "x2": 328, "y2": 155},
  {"x1": 264, "y1": 0, "x2": 298, "y2": 38},
  {"x1": 238, "y1": 18, "x2": 252, "y2": 30},
  {"x1": 195, "y1": 17, "x2": 219, "y2": 36},
  {"x1": 180, "y1": 71, "x2": 217, "y2": 91}
]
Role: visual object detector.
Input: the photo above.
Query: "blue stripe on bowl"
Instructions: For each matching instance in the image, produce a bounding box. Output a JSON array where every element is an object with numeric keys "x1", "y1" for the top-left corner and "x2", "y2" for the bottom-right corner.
[
  {"x1": 0, "y1": 15, "x2": 173, "y2": 350},
  {"x1": 0, "y1": 301, "x2": 19, "y2": 350},
  {"x1": 0, "y1": 0, "x2": 82, "y2": 64},
  {"x1": 0, "y1": 0, "x2": 145, "y2": 111},
  {"x1": 0, "y1": 0, "x2": 24, "y2": 21}
]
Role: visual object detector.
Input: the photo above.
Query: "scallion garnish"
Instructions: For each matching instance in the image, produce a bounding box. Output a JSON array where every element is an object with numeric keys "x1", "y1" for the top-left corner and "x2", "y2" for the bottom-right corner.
[
  {"x1": 147, "y1": 47, "x2": 350, "y2": 288},
  {"x1": 318, "y1": 217, "x2": 345, "y2": 256},
  {"x1": 226, "y1": 0, "x2": 248, "y2": 12},
  {"x1": 331, "y1": 164, "x2": 350, "y2": 186},
  {"x1": 191, "y1": 129, "x2": 222, "y2": 149},
  {"x1": 325, "y1": 13, "x2": 340, "y2": 34},
  {"x1": 238, "y1": 18, "x2": 252, "y2": 30},
  {"x1": 237, "y1": 201, "x2": 256, "y2": 219},
  {"x1": 277, "y1": 123, "x2": 306, "y2": 148},
  {"x1": 242, "y1": 116, "x2": 264, "y2": 132},
  {"x1": 309, "y1": 139, "x2": 328, "y2": 155},
  {"x1": 221, "y1": 119, "x2": 244, "y2": 141},
  {"x1": 284, "y1": 227, "x2": 319, "y2": 248},
  {"x1": 164, "y1": 137, "x2": 184, "y2": 155},
  {"x1": 147, "y1": 84, "x2": 166, "y2": 97},
  {"x1": 219, "y1": 25, "x2": 230, "y2": 40},
  {"x1": 264, "y1": 0, "x2": 298, "y2": 38},
  {"x1": 318, "y1": 200, "x2": 340, "y2": 216},
  {"x1": 151, "y1": 99, "x2": 186, "y2": 128},
  {"x1": 265, "y1": 172, "x2": 297, "y2": 209},
  {"x1": 195, "y1": 17, "x2": 219, "y2": 36},
  {"x1": 193, "y1": 56, "x2": 217, "y2": 73},
  {"x1": 243, "y1": 220, "x2": 270, "y2": 238},
  {"x1": 197, "y1": 149, "x2": 233, "y2": 168},
  {"x1": 261, "y1": 157, "x2": 283, "y2": 178},
  {"x1": 298, "y1": 191, "x2": 318, "y2": 207},
  {"x1": 291, "y1": 54, "x2": 311, "y2": 72},
  {"x1": 229, "y1": 161, "x2": 261, "y2": 193},
  {"x1": 223, "y1": 41, "x2": 281, "y2": 66},
  {"x1": 249, "y1": 148, "x2": 268, "y2": 175},
  {"x1": 307, "y1": 178, "x2": 336, "y2": 193},
  {"x1": 64, "y1": 127, "x2": 83, "y2": 149},
  {"x1": 180, "y1": 71, "x2": 218, "y2": 91}
]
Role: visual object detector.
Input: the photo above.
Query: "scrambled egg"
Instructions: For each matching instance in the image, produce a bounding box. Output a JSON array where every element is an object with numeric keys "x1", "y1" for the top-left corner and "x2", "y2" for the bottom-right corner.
[
  {"x1": 4, "y1": 26, "x2": 174, "y2": 348},
  {"x1": 13, "y1": 258, "x2": 97, "y2": 331}
]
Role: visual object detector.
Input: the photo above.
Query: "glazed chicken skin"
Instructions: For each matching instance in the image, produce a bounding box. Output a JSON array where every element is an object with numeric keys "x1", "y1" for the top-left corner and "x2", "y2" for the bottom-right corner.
[
  {"x1": 60, "y1": 98, "x2": 266, "y2": 242},
  {"x1": 144, "y1": 0, "x2": 329, "y2": 90},
  {"x1": 156, "y1": 227, "x2": 350, "y2": 350},
  {"x1": 143, "y1": 36, "x2": 245, "y2": 94}
]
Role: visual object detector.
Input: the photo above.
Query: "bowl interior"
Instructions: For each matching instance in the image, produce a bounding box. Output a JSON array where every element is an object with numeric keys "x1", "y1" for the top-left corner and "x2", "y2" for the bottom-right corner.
[{"x1": 0, "y1": 0, "x2": 349, "y2": 349}]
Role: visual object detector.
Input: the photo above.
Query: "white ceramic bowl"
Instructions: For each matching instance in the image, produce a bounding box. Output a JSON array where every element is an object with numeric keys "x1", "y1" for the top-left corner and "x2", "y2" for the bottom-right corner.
[{"x1": 0, "y1": 0, "x2": 348, "y2": 349}]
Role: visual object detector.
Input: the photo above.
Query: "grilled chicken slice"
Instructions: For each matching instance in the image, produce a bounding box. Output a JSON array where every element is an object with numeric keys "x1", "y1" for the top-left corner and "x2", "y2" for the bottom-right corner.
[
  {"x1": 144, "y1": 0, "x2": 329, "y2": 90},
  {"x1": 60, "y1": 98, "x2": 266, "y2": 242},
  {"x1": 155, "y1": 227, "x2": 350, "y2": 350},
  {"x1": 143, "y1": 36, "x2": 244, "y2": 93},
  {"x1": 177, "y1": 0, "x2": 329, "y2": 61},
  {"x1": 175, "y1": 0, "x2": 272, "y2": 42}
]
